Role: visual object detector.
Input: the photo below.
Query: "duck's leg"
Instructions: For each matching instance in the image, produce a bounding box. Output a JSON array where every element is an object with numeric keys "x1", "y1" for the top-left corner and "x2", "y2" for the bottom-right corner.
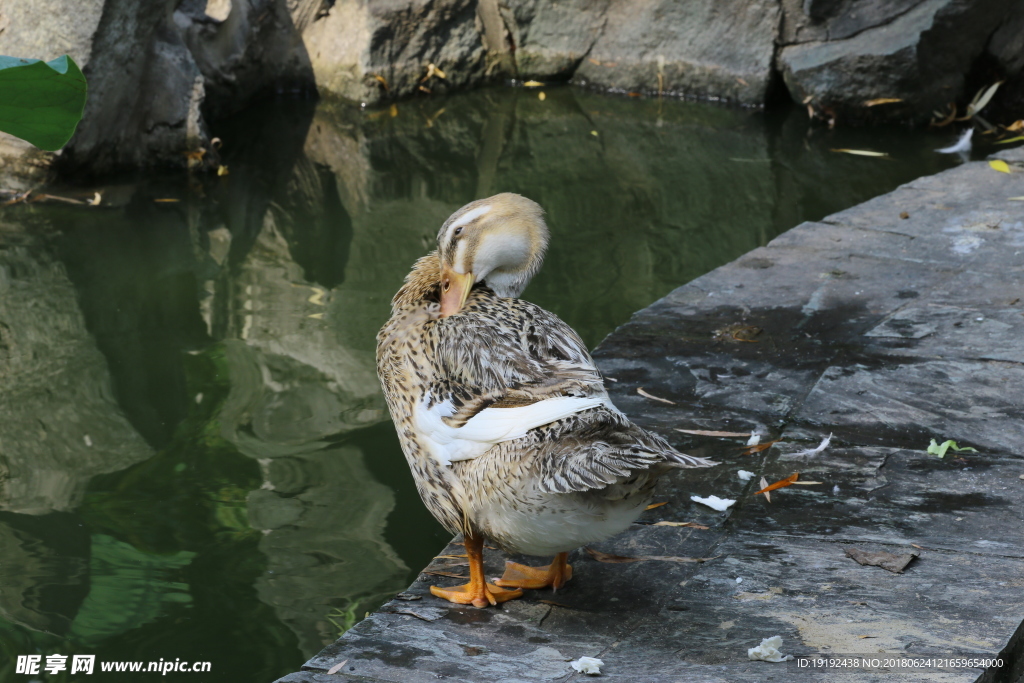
[
  {"x1": 493, "y1": 552, "x2": 573, "y2": 590},
  {"x1": 429, "y1": 534, "x2": 522, "y2": 608}
]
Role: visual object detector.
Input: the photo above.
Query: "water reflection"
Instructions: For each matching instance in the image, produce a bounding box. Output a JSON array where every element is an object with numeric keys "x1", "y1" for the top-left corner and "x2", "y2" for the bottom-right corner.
[{"x1": 0, "y1": 86, "x2": 956, "y2": 682}]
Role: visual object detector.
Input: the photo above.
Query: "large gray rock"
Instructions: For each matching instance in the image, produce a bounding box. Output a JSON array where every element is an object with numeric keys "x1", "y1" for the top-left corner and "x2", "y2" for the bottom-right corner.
[
  {"x1": 572, "y1": 0, "x2": 780, "y2": 104},
  {"x1": 176, "y1": 0, "x2": 315, "y2": 120},
  {"x1": 779, "y1": 0, "x2": 1015, "y2": 123},
  {"x1": 299, "y1": 0, "x2": 487, "y2": 104}
]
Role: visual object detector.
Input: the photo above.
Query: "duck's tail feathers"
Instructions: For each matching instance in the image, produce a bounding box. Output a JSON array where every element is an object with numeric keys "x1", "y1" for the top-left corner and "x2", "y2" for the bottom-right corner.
[{"x1": 666, "y1": 451, "x2": 718, "y2": 468}]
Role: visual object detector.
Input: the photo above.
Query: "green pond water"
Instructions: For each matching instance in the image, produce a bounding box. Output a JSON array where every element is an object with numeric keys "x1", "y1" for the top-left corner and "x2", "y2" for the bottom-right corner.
[{"x1": 0, "y1": 85, "x2": 966, "y2": 681}]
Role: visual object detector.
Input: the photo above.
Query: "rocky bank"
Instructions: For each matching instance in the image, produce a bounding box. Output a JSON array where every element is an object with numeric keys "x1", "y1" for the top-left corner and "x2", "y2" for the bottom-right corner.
[{"x1": 0, "y1": 0, "x2": 1022, "y2": 178}]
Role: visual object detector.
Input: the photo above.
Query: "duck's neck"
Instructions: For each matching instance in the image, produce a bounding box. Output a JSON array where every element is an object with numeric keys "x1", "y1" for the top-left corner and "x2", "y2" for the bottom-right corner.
[{"x1": 392, "y1": 251, "x2": 442, "y2": 312}]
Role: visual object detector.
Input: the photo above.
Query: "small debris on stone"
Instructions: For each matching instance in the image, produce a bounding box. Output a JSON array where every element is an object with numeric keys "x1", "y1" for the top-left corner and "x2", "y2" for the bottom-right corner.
[
  {"x1": 844, "y1": 546, "x2": 918, "y2": 573},
  {"x1": 746, "y1": 433, "x2": 761, "y2": 446},
  {"x1": 792, "y1": 433, "x2": 832, "y2": 458},
  {"x1": 690, "y1": 495, "x2": 735, "y2": 511},
  {"x1": 584, "y1": 547, "x2": 716, "y2": 564},
  {"x1": 740, "y1": 439, "x2": 782, "y2": 455},
  {"x1": 747, "y1": 636, "x2": 794, "y2": 662},
  {"x1": 637, "y1": 387, "x2": 675, "y2": 404},
  {"x1": 394, "y1": 592, "x2": 421, "y2": 601},
  {"x1": 652, "y1": 521, "x2": 709, "y2": 529},
  {"x1": 645, "y1": 501, "x2": 668, "y2": 510},
  {"x1": 737, "y1": 470, "x2": 755, "y2": 481},
  {"x1": 326, "y1": 659, "x2": 348, "y2": 675},
  {"x1": 675, "y1": 428, "x2": 752, "y2": 437},
  {"x1": 927, "y1": 439, "x2": 977, "y2": 458},
  {"x1": 936, "y1": 128, "x2": 973, "y2": 154},
  {"x1": 570, "y1": 656, "x2": 604, "y2": 675}
]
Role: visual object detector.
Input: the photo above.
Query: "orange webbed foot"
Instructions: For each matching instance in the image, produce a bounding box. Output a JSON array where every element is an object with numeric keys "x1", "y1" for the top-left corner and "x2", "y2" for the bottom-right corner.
[
  {"x1": 430, "y1": 581, "x2": 522, "y2": 608},
  {"x1": 492, "y1": 552, "x2": 573, "y2": 590}
]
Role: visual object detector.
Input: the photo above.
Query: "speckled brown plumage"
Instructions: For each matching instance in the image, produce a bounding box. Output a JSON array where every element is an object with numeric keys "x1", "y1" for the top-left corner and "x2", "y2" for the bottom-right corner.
[{"x1": 376, "y1": 197, "x2": 715, "y2": 560}]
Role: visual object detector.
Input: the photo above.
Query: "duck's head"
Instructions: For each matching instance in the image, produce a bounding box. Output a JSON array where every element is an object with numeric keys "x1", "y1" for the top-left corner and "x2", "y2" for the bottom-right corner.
[{"x1": 436, "y1": 193, "x2": 549, "y2": 317}]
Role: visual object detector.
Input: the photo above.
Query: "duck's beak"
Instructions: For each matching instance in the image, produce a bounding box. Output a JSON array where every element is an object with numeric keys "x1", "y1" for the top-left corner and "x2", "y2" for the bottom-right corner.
[{"x1": 440, "y1": 267, "x2": 474, "y2": 317}]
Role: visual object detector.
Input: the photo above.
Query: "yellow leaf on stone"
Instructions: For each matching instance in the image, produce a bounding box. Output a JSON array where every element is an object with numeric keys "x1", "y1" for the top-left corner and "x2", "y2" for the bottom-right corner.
[
  {"x1": 523, "y1": 80, "x2": 544, "y2": 87},
  {"x1": 989, "y1": 159, "x2": 1012, "y2": 173}
]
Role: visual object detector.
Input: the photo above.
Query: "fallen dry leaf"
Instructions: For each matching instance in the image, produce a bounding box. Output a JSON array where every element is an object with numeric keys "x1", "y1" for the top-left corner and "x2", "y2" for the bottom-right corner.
[
  {"x1": 637, "y1": 387, "x2": 675, "y2": 405},
  {"x1": 990, "y1": 159, "x2": 1013, "y2": 174},
  {"x1": 585, "y1": 547, "x2": 640, "y2": 563},
  {"x1": 153, "y1": 198, "x2": 180, "y2": 203},
  {"x1": 421, "y1": 570, "x2": 466, "y2": 578},
  {"x1": 652, "y1": 521, "x2": 710, "y2": 529},
  {"x1": 831, "y1": 148, "x2": 888, "y2": 157},
  {"x1": 754, "y1": 473, "x2": 799, "y2": 499},
  {"x1": 864, "y1": 97, "x2": 903, "y2": 107},
  {"x1": 857, "y1": 635, "x2": 878, "y2": 639},
  {"x1": 739, "y1": 439, "x2": 782, "y2": 456},
  {"x1": 538, "y1": 599, "x2": 573, "y2": 608},
  {"x1": 523, "y1": 80, "x2": 544, "y2": 87},
  {"x1": 372, "y1": 74, "x2": 389, "y2": 91},
  {"x1": 791, "y1": 481, "x2": 824, "y2": 486},
  {"x1": 433, "y1": 554, "x2": 468, "y2": 560},
  {"x1": 675, "y1": 429, "x2": 752, "y2": 438},
  {"x1": 910, "y1": 543, "x2": 924, "y2": 549},
  {"x1": 422, "y1": 63, "x2": 446, "y2": 81},
  {"x1": 326, "y1": 659, "x2": 349, "y2": 675},
  {"x1": 1007, "y1": 120, "x2": 1024, "y2": 132},
  {"x1": 216, "y1": 165, "x2": 229, "y2": 176},
  {"x1": 87, "y1": 192, "x2": 102, "y2": 206},
  {"x1": 584, "y1": 547, "x2": 716, "y2": 564},
  {"x1": 844, "y1": 546, "x2": 918, "y2": 574},
  {"x1": 931, "y1": 104, "x2": 957, "y2": 128},
  {"x1": 645, "y1": 501, "x2": 668, "y2": 510}
]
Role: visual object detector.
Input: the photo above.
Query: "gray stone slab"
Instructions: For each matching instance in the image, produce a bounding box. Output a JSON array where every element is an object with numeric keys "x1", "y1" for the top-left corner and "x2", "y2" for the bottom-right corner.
[
  {"x1": 740, "y1": 442, "x2": 1024, "y2": 558},
  {"x1": 614, "y1": 532, "x2": 1024, "y2": 682},
  {"x1": 794, "y1": 360, "x2": 1024, "y2": 454}
]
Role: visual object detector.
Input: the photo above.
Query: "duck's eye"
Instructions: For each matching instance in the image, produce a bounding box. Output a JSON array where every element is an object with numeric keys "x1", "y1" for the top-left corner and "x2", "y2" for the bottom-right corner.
[
  {"x1": 453, "y1": 227, "x2": 463, "y2": 236},
  {"x1": 442, "y1": 279, "x2": 451, "y2": 292}
]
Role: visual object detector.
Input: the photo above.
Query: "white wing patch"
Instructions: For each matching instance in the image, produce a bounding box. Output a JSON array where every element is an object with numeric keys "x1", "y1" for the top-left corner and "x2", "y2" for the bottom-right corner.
[{"x1": 415, "y1": 395, "x2": 607, "y2": 466}]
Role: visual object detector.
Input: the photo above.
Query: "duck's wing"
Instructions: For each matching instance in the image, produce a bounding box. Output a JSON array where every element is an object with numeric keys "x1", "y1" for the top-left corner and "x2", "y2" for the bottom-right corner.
[
  {"x1": 416, "y1": 294, "x2": 611, "y2": 465},
  {"x1": 531, "y1": 412, "x2": 717, "y2": 494}
]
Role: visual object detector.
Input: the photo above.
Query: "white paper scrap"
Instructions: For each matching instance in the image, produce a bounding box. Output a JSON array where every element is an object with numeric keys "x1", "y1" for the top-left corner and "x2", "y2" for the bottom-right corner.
[
  {"x1": 747, "y1": 636, "x2": 794, "y2": 662},
  {"x1": 570, "y1": 656, "x2": 604, "y2": 675},
  {"x1": 690, "y1": 495, "x2": 736, "y2": 511},
  {"x1": 746, "y1": 433, "x2": 761, "y2": 446},
  {"x1": 737, "y1": 470, "x2": 755, "y2": 481}
]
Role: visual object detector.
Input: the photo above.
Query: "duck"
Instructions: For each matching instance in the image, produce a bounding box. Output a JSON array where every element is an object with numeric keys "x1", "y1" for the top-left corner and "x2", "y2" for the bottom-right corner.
[{"x1": 376, "y1": 192, "x2": 716, "y2": 608}]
